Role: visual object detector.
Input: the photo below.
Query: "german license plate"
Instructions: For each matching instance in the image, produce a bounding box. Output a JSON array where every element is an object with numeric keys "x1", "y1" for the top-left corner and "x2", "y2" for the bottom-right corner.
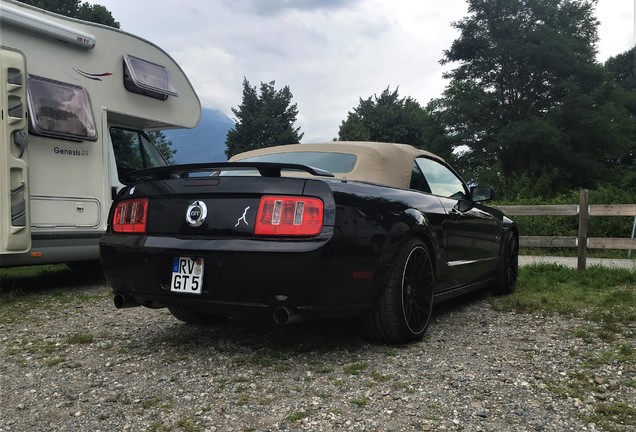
[{"x1": 171, "y1": 257, "x2": 204, "y2": 294}]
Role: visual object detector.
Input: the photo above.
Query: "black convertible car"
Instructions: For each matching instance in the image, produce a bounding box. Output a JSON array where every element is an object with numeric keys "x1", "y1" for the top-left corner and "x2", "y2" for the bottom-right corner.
[{"x1": 100, "y1": 142, "x2": 518, "y2": 344}]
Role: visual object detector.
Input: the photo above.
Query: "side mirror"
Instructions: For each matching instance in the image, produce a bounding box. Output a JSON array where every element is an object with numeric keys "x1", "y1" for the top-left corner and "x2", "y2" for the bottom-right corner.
[{"x1": 471, "y1": 185, "x2": 495, "y2": 202}]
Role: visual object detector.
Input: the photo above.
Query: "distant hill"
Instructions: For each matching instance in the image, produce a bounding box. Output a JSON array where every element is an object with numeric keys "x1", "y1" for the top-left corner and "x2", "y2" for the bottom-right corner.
[{"x1": 164, "y1": 107, "x2": 234, "y2": 163}]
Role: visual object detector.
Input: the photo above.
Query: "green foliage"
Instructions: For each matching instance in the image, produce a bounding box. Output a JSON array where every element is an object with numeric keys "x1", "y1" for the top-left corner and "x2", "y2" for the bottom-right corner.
[
  {"x1": 147, "y1": 130, "x2": 176, "y2": 164},
  {"x1": 431, "y1": 0, "x2": 635, "y2": 195},
  {"x1": 225, "y1": 78, "x2": 303, "y2": 159},
  {"x1": 76, "y1": 1, "x2": 118, "y2": 27},
  {"x1": 338, "y1": 87, "x2": 453, "y2": 160},
  {"x1": 16, "y1": 0, "x2": 120, "y2": 28},
  {"x1": 606, "y1": 47, "x2": 636, "y2": 92},
  {"x1": 604, "y1": 47, "x2": 636, "y2": 189}
]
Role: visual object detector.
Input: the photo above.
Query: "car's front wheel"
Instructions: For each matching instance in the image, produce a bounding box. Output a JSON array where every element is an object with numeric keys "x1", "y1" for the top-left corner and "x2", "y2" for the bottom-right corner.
[
  {"x1": 365, "y1": 239, "x2": 435, "y2": 344},
  {"x1": 168, "y1": 306, "x2": 227, "y2": 325}
]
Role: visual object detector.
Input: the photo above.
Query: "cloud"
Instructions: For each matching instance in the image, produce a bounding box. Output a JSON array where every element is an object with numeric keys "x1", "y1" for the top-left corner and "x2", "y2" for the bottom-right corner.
[
  {"x1": 221, "y1": 0, "x2": 362, "y2": 16},
  {"x1": 171, "y1": 46, "x2": 242, "y2": 117},
  {"x1": 97, "y1": 0, "x2": 635, "y2": 143}
]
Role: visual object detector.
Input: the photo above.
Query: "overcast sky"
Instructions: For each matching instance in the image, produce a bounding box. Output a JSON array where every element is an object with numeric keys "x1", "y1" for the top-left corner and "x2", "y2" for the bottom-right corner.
[{"x1": 98, "y1": 0, "x2": 634, "y2": 142}]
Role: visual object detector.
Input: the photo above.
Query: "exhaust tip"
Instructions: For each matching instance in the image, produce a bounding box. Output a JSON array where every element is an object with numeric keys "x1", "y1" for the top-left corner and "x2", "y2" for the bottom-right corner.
[
  {"x1": 273, "y1": 306, "x2": 303, "y2": 326},
  {"x1": 113, "y1": 294, "x2": 138, "y2": 309},
  {"x1": 273, "y1": 306, "x2": 291, "y2": 326}
]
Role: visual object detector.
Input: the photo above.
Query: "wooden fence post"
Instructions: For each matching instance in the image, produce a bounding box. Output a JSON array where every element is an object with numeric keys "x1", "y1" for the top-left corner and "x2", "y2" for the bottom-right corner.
[{"x1": 577, "y1": 189, "x2": 589, "y2": 271}]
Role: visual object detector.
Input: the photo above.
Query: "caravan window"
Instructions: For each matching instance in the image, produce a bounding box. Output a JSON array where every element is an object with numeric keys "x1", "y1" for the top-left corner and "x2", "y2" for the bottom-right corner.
[
  {"x1": 110, "y1": 128, "x2": 166, "y2": 181},
  {"x1": 123, "y1": 54, "x2": 178, "y2": 100},
  {"x1": 27, "y1": 76, "x2": 97, "y2": 141}
]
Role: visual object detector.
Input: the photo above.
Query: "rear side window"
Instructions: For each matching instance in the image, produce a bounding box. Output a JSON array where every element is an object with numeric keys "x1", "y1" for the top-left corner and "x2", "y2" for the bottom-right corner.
[
  {"x1": 27, "y1": 75, "x2": 97, "y2": 141},
  {"x1": 409, "y1": 161, "x2": 431, "y2": 193},
  {"x1": 237, "y1": 151, "x2": 357, "y2": 173}
]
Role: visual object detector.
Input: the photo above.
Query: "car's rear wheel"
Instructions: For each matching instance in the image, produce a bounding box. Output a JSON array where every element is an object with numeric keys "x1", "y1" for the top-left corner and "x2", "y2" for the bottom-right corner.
[
  {"x1": 494, "y1": 231, "x2": 519, "y2": 295},
  {"x1": 365, "y1": 239, "x2": 435, "y2": 344},
  {"x1": 168, "y1": 306, "x2": 227, "y2": 325}
]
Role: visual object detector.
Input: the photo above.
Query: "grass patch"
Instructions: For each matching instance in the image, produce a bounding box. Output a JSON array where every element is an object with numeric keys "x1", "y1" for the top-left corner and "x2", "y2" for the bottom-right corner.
[
  {"x1": 491, "y1": 264, "x2": 636, "y2": 324},
  {"x1": 586, "y1": 402, "x2": 636, "y2": 431},
  {"x1": 0, "y1": 265, "x2": 110, "y2": 325},
  {"x1": 370, "y1": 371, "x2": 391, "y2": 382},
  {"x1": 492, "y1": 264, "x2": 636, "y2": 431},
  {"x1": 0, "y1": 262, "x2": 105, "y2": 290},
  {"x1": 66, "y1": 332, "x2": 95, "y2": 344},
  {"x1": 147, "y1": 421, "x2": 169, "y2": 432},
  {"x1": 343, "y1": 361, "x2": 368, "y2": 376},
  {"x1": 286, "y1": 410, "x2": 310, "y2": 422},
  {"x1": 174, "y1": 416, "x2": 202, "y2": 432},
  {"x1": 0, "y1": 264, "x2": 69, "y2": 280},
  {"x1": 351, "y1": 397, "x2": 369, "y2": 407},
  {"x1": 139, "y1": 398, "x2": 163, "y2": 409}
]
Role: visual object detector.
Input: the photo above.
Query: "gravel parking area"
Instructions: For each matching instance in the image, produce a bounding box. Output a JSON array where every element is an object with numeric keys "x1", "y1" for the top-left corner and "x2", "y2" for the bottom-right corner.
[{"x1": 1, "y1": 284, "x2": 634, "y2": 432}]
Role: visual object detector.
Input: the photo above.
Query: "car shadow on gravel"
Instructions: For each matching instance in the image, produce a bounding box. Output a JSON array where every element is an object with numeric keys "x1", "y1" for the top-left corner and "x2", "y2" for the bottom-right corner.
[{"x1": 135, "y1": 288, "x2": 495, "y2": 359}]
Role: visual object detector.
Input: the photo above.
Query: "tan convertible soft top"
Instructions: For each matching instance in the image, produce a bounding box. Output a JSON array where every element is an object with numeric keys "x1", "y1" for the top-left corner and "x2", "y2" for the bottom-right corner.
[{"x1": 230, "y1": 141, "x2": 446, "y2": 189}]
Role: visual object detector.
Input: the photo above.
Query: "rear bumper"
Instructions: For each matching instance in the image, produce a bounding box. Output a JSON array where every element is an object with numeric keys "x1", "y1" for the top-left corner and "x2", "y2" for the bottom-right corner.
[{"x1": 99, "y1": 229, "x2": 378, "y2": 320}]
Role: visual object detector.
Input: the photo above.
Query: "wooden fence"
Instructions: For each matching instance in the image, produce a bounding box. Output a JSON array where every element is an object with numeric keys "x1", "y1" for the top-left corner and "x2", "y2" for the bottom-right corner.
[{"x1": 495, "y1": 189, "x2": 636, "y2": 271}]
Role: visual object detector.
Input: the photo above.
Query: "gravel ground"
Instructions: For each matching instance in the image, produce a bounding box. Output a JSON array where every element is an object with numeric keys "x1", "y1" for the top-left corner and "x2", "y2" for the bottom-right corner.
[{"x1": 1, "y1": 284, "x2": 634, "y2": 432}]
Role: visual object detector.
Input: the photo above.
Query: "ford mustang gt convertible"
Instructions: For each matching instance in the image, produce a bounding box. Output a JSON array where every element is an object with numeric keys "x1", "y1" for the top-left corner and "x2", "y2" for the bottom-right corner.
[{"x1": 99, "y1": 142, "x2": 518, "y2": 344}]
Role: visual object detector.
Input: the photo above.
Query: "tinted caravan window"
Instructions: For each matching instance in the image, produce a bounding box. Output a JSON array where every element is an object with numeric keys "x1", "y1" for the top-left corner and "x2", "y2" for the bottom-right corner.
[
  {"x1": 123, "y1": 54, "x2": 178, "y2": 100},
  {"x1": 27, "y1": 75, "x2": 97, "y2": 141}
]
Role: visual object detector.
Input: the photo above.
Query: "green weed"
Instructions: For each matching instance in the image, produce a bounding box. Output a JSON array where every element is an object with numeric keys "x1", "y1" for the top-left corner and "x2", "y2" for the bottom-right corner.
[
  {"x1": 343, "y1": 361, "x2": 367, "y2": 375},
  {"x1": 66, "y1": 332, "x2": 94, "y2": 344},
  {"x1": 286, "y1": 410, "x2": 310, "y2": 422}
]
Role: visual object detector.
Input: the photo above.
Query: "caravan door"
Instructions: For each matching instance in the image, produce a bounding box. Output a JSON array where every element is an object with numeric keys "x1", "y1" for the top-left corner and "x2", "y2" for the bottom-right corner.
[{"x1": 0, "y1": 48, "x2": 30, "y2": 253}]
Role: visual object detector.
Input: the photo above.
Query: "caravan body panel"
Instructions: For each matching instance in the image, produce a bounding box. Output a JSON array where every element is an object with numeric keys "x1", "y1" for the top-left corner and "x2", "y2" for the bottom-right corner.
[{"x1": 0, "y1": 0, "x2": 201, "y2": 266}]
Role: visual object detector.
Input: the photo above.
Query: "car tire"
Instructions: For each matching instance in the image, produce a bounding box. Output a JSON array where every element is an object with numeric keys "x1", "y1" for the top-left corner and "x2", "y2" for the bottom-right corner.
[
  {"x1": 168, "y1": 306, "x2": 227, "y2": 325},
  {"x1": 365, "y1": 239, "x2": 435, "y2": 344},
  {"x1": 493, "y1": 231, "x2": 519, "y2": 295}
]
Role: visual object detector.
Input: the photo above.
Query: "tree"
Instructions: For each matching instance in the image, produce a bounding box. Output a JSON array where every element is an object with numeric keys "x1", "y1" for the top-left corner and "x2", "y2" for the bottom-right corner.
[
  {"x1": 225, "y1": 78, "x2": 303, "y2": 159},
  {"x1": 147, "y1": 131, "x2": 176, "y2": 164},
  {"x1": 338, "y1": 87, "x2": 452, "y2": 160},
  {"x1": 431, "y1": 0, "x2": 633, "y2": 195},
  {"x1": 16, "y1": 0, "x2": 120, "y2": 28},
  {"x1": 604, "y1": 47, "x2": 636, "y2": 187},
  {"x1": 605, "y1": 47, "x2": 636, "y2": 92}
]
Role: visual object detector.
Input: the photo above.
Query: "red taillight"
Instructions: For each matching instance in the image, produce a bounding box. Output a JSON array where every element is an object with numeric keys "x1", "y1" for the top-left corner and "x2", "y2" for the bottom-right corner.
[
  {"x1": 112, "y1": 198, "x2": 148, "y2": 233},
  {"x1": 255, "y1": 195, "x2": 323, "y2": 236}
]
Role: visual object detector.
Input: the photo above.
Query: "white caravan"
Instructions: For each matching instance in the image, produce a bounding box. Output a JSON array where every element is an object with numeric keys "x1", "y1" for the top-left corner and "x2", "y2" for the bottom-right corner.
[{"x1": 0, "y1": 0, "x2": 201, "y2": 267}]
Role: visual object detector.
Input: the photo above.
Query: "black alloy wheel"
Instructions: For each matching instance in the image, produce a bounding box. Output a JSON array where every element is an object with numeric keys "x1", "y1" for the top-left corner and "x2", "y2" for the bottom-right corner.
[
  {"x1": 365, "y1": 239, "x2": 435, "y2": 344},
  {"x1": 494, "y1": 231, "x2": 519, "y2": 295}
]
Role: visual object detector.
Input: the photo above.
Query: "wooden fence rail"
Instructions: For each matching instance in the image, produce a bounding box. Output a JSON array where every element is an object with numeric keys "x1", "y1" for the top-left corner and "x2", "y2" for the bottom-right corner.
[{"x1": 495, "y1": 189, "x2": 636, "y2": 271}]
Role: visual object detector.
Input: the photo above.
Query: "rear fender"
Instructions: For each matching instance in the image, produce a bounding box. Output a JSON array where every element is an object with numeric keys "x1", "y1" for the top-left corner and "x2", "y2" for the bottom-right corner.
[{"x1": 379, "y1": 207, "x2": 439, "y2": 277}]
